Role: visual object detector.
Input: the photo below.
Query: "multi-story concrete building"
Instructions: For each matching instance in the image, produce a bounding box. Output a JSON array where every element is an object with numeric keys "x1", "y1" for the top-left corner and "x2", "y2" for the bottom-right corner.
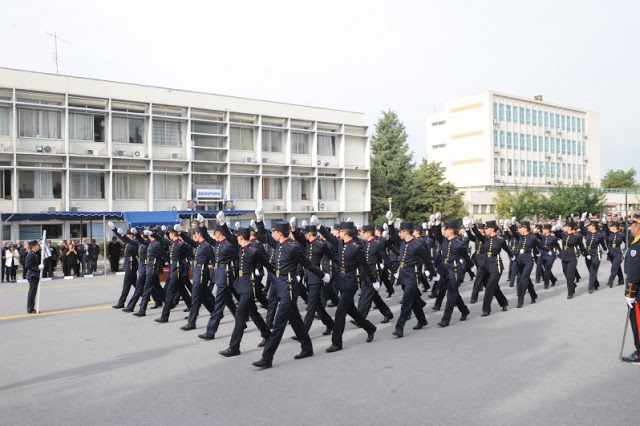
[
  {"x1": 0, "y1": 68, "x2": 370, "y2": 241},
  {"x1": 427, "y1": 91, "x2": 601, "y2": 221}
]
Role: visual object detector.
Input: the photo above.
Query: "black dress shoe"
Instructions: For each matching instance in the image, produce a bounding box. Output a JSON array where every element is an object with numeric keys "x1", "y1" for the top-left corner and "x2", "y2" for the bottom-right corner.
[
  {"x1": 470, "y1": 299, "x2": 477, "y2": 304},
  {"x1": 366, "y1": 327, "x2": 376, "y2": 342},
  {"x1": 155, "y1": 318, "x2": 168, "y2": 323},
  {"x1": 588, "y1": 290, "x2": 593, "y2": 294},
  {"x1": 460, "y1": 312, "x2": 469, "y2": 321},
  {"x1": 112, "y1": 304, "x2": 124, "y2": 309},
  {"x1": 431, "y1": 305, "x2": 440, "y2": 311},
  {"x1": 516, "y1": 303, "x2": 523, "y2": 308},
  {"x1": 381, "y1": 313, "x2": 394, "y2": 323},
  {"x1": 567, "y1": 294, "x2": 573, "y2": 299},
  {"x1": 322, "y1": 326, "x2": 333, "y2": 335},
  {"x1": 290, "y1": 335, "x2": 299, "y2": 341},
  {"x1": 294, "y1": 350, "x2": 313, "y2": 360},
  {"x1": 181, "y1": 323, "x2": 196, "y2": 331},
  {"x1": 437, "y1": 321, "x2": 449, "y2": 327},
  {"x1": 198, "y1": 333, "x2": 214, "y2": 341},
  {"x1": 502, "y1": 305, "x2": 508, "y2": 312},
  {"x1": 325, "y1": 344, "x2": 342, "y2": 353},
  {"x1": 413, "y1": 322, "x2": 427, "y2": 330},
  {"x1": 392, "y1": 330, "x2": 403, "y2": 337},
  {"x1": 123, "y1": 308, "x2": 134, "y2": 313},
  {"x1": 252, "y1": 359, "x2": 272, "y2": 369},
  {"x1": 150, "y1": 304, "x2": 162, "y2": 309},
  {"x1": 531, "y1": 298, "x2": 536, "y2": 304},
  {"x1": 481, "y1": 311, "x2": 490, "y2": 317},
  {"x1": 27, "y1": 310, "x2": 37, "y2": 314},
  {"x1": 219, "y1": 348, "x2": 241, "y2": 357},
  {"x1": 621, "y1": 352, "x2": 640, "y2": 363},
  {"x1": 544, "y1": 285, "x2": 549, "y2": 289},
  {"x1": 257, "y1": 337, "x2": 268, "y2": 347},
  {"x1": 183, "y1": 308, "x2": 190, "y2": 312},
  {"x1": 349, "y1": 319, "x2": 359, "y2": 327},
  {"x1": 133, "y1": 312, "x2": 145, "y2": 317}
]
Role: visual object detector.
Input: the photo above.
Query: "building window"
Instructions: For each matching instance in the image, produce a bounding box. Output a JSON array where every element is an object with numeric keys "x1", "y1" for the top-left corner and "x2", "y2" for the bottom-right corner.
[
  {"x1": 490, "y1": 205, "x2": 496, "y2": 214},
  {"x1": 318, "y1": 135, "x2": 336, "y2": 156},
  {"x1": 545, "y1": 137, "x2": 550, "y2": 153},
  {"x1": 499, "y1": 131, "x2": 505, "y2": 148},
  {"x1": 493, "y1": 102, "x2": 497, "y2": 118},
  {"x1": 154, "y1": 174, "x2": 182, "y2": 199},
  {"x1": 291, "y1": 178, "x2": 311, "y2": 200},
  {"x1": 513, "y1": 106, "x2": 519, "y2": 123},
  {"x1": 540, "y1": 162, "x2": 546, "y2": 177},
  {"x1": 1, "y1": 170, "x2": 11, "y2": 200},
  {"x1": 533, "y1": 161, "x2": 538, "y2": 177},
  {"x1": 18, "y1": 108, "x2": 61, "y2": 139},
  {"x1": 520, "y1": 160, "x2": 525, "y2": 176},
  {"x1": 507, "y1": 159, "x2": 513, "y2": 176},
  {"x1": 533, "y1": 135, "x2": 538, "y2": 151},
  {"x1": 112, "y1": 116, "x2": 144, "y2": 144},
  {"x1": 500, "y1": 159, "x2": 505, "y2": 176},
  {"x1": 261, "y1": 130, "x2": 283, "y2": 153},
  {"x1": 319, "y1": 179, "x2": 336, "y2": 200},
  {"x1": 526, "y1": 135, "x2": 531, "y2": 151},
  {"x1": 192, "y1": 122, "x2": 224, "y2": 134},
  {"x1": 544, "y1": 112, "x2": 549, "y2": 127},
  {"x1": 562, "y1": 139, "x2": 566, "y2": 154},
  {"x1": 473, "y1": 204, "x2": 480, "y2": 214},
  {"x1": 549, "y1": 113, "x2": 555, "y2": 128},
  {"x1": 0, "y1": 106, "x2": 10, "y2": 136},
  {"x1": 113, "y1": 174, "x2": 146, "y2": 199},
  {"x1": 519, "y1": 107, "x2": 525, "y2": 123},
  {"x1": 520, "y1": 134, "x2": 525, "y2": 150},
  {"x1": 499, "y1": 104, "x2": 505, "y2": 120},
  {"x1": 506, "y1": 132, "x2": 512, "y2": 149},
  {"x1": 493, "y1": 130, "x2": 498, "y2": 147},
  {"x1": 527, "y1": 161, "x2": 531, "y2": 177},
  {"x1": 506, "y1": 105, "x2": 512, "y2": 122},
  {"x1": 538, "y1": 111, "x2": 543, "y2": 127},
  {"x1": 230, "y1": 127, "x2": 254, "y2": 151},
  {"x1": 526, "y1": 109, "x2": 531, "y2": 124},
  {"x1": 532, "y1": 109, "x2": 537, "y2": 126},
  {"x1": 71, "y1": 172, "x2": 104, "y2": 199},
  {"x1": 231, "y1": 177, "x2": 254, "y2": 199},
  {"x1": 556, "y1": 139, "x2": 561, "y2": 153},
  {"x1": 69, "y1": 113, "x2": 105, "y2": 142},
  {"x1": 577, "y1": 118, "x2": 582, "y2": 132},
  {"x1": 262, "y1": 177, "x2": 283, "y2": 200},
  {"x1": 152, "y1": 120, "x2": 181, "y2": 147},
  {"x1": 291, "y1": 132, "x2": 309, "y2": 154},
  {"x1": 18, "y1": 170, "x2": 62, "y2": 199},
  {"x1": 577, "y1": 141, "x2": 582, "y2": 156},
  {"x1": 561, "y1": 115, "x2": 566, "y2": 130}
]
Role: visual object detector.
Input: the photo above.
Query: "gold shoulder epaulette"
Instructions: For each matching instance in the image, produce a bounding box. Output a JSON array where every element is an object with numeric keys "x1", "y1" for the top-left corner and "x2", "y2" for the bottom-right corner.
[{"x1": 632, "y1": 236, "x2": 640, "y2": 245}]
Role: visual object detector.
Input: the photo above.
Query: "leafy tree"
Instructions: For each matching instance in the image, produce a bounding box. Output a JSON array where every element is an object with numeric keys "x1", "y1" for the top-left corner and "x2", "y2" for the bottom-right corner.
[
  {"x1": 405, "y1": 159, "x2": 466, "y2": 222},
  {"x1": 601, "y1": 168, "x2": 639, "y2": 189},
  {"x1": 493, "y1": 186, "x2": 543, "y2": 220},
  {"x1": 370, "y1": 110, "x2": 414, "y2": 220},
  {"x1": 540, "y1": 182, "x2": 606, "y2": 218}
]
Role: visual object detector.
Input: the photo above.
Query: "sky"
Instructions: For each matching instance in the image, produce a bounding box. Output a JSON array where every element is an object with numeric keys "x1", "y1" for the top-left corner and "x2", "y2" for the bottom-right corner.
[{"x1": 1, "y1": 0, "x2": 637, "y2": 177}]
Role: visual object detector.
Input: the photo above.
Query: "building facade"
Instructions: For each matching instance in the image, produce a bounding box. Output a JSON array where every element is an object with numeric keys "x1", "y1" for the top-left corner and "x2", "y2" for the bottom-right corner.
[
  {"x1": 427, "y1": 91, "x2": 601, "y2": 221},
  {"x1": 0, "y1": 68, "x2": 370, "y2": 241}
]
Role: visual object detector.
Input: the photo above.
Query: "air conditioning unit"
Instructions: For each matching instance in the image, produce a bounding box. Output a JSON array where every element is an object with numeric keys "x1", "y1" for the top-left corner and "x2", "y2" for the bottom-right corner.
[
  {"x1": 545, "y1": 128, "x2": 551, "y2": 133},
  {"x1": 262, "y1": 158, "x2": 269, "y2": 163},
  {"x1": 171, "y1": 153, "x2": 181, "y2": 160},
  {"x1": 291, "y1": 159, "x2": 298, "y2": 165},
  {"x1": 494, "y1": 177, "x2": 501, "y2": 183},
  {"x1": 274, "y1": 205, "x2": 285, "y2": 211},
  {"x1": 493, "y1": 118, "x2": 499, "y2": 125},
  {"x1": 169, "y1": 205, "x2": 179, "y2": 211},
  {"x1": 134, "y1": 151, "x2": 142, "y2": 158},
  {"x1": 583, "y1": 133, "x2": 588, "y2": 139},
  {"x1": 545, "y1": 153, "x2": 551, "y2": 159},
  {"x1": 493, "y1": 146, "x2": 500, "y2": 153},
  {"x1": 304, "y1": 205, "x2": 314, "y2": 212},
  {"x1": 318, "y1": 202, "x2": 327, "y2": 211},
  {"x1": 245, "y1": 156, "x2": 255, "y2": 163},
  {"x1": 557, "y1": 155, "x2": 563, "y2": 160},
  {"x1": 556, "y1": 129, "x2": 562, "y2": 135},
  {"x1": 37, "y1": 145, "x2": 56, "y2": 154},
  {"x1": 70, "y1": 206, "x2": 81, "y2": 212},
  {"x1": 116, "y1": 150, "x2": 128, "y2": 157},
  {"x1": 317, "y1": 160, "x2": 322, "y2": 166},
  {"x1": 47, "y1": 206, "x2": 59, "y2": 212},
  {"x1": 87, "y1": 149, "x2": 100, "y2": 156},
  {"x1": 583, "y1": 155, "x2": 589, "y2": 161},
  {"x1": 546, "y1": 179, "x2": 552, "y2": 184}
]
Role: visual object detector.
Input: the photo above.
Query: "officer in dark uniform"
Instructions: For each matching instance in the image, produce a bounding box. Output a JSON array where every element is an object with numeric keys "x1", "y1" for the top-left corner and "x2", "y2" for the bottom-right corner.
[
  {"x1": 467, "y1": 221, "x2": 487, "y2": 304},
  {"x1": 109, "y1": 224, "x2": 139, "y2": 309},
  {"x1": 622, "y1": 214, "x2": 640, "y2": 363},
  {"x1": 252, "y1": 212, "x2": 328, "y2": 369},
  {"x1": 219, "y1": 227, "x2": 274, "y2": 357},
  {"x1": 155, "y1": 225, "x2": 193, "y2": 323},
  {"x1": 134, "y1": 230, "x2": 168, "y2": 317},
  {"x1": 26, "y1": 240, "x2": 44, "y2": 314},
  {"x1": 510, "y1": 221, "x2": 541, "y2": 308},
  {"x1": 123, "y1": 228, "x2": 160, "y2": 312},
  {"x1": 316, "y1": 218, "x2": 377, "y2": 352},
  {"x1": 580, "y1": 218, "x2": 607, "y2": 293},
  {"x1": 536, "y1": 224, "x2": 560, "y2": 289},
  {"x1": 181, "y1": 225, "x2": 216, "y2": 330},
  {"x1": 555, "y1": 221, "x2": 587, "y2": 299},
  {"x1": 604, "y1": 220, "x2": 625, "y2": 287},
  {"x1": 249, "y1": 227, "x2": 270, "y2": 309},
  {"x1": 358, "y1": 224, "x2": 394, "y2": 323}
]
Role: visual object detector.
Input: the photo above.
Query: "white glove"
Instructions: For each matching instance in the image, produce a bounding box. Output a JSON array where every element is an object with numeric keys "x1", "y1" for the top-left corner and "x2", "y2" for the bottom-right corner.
[
  {"x1": 217, "y1": 210, "x2": 226, "y2": 224},
  {"x1": 255, "y1": 268, "x2": 261, "y2": 276},
  {"x1": 558, "y1": 215, "x2": 563, "y2": 222},
  {"x1": 386, "y1": 211, "x2": 394, "y2": 221},
  {"x1": 161, "y1": 225, "x2": 167, "y2": 232},
  {"x1": 424, "y1": 270, "x2": 431, "y2": 278},
  {"x1": 234, "y1": 221, "x2": 241, "y2": 229},
  {"x1": 511, "y1": 256, "x2": 516, "y2": 261},
  {"x1": 38, "y1": 264, "x2": 44, "y2": 270},
  {"x1": 548, "y1": 251, "x2": 553, "y2": 256},
  {"x1": 626, "y1": 297, "x2": 636, "y2": 309},
  {"x1": 296, "y1": 275, "x2": 302, "y2": 283},
  {"x1": 196, "y1": 213, "x2": 205, "y2": 223},
  {"x1": 309, "y1": 215, "x2": 319, "y2": 229},
  {"x1": 143, "y1": 230, "x2": 153, "y2": 236},
  {"x1": 511, "y1": 216, "x2": 517, "y2": 223},
  {"x1": 382, "y1": 230, "x2": 389, "y2": 239},
  {"x1": 586, "y1": 255, "x2": 591, "y2": 260},
  {"x1": 131, "y1": 228, "x2": 137, "y2": 235},
  {"x1": 571, "y1": 213, "x2": 575, "y2": 219},
  {"x1": 108, "y1": 221, "x2": 115, "y2": 229},
  {"x1": 601, "y1": 215, "x2": 607, "y2": 224},
  {"x1": 435, "y1": 212, "x2": 441, "y2": 220},
  {"x1": 372, "y1": 281, "x2": 380, "y2": 291},
  {"x1": 302, "y1": 220, "x2": 308, "y2": 227},
  {"x1": 429, "y1": 214, "x2": 435, "y2": 221},
  {"x1": 174, "y1": 224, "x2": 182, "y2": 232},
  {"x1": 533, "y1": 228, "x2": 539, "y2": 234},
  {"x1": 380, "y1": 263, "x2": 385, "y2": 270},
  {"x1": 289, "y1": 216, "x2": 296, "y2": 227},
  {"x1": 427, "y1": 220, "x2": 434, "y2": 228},
  {"x1": 471, "y1": 265, "x2": 477, "y2": 274},
  {"x1": 499, "y1": 219, "x2": 504, "y2": 225},
  {"x1": 383, "y1": 223, "x2": 388, "y2": 231},
  {"x1": 505, "y1": 219, "x2": 511, "y2": 227},
  {"x1": 250, "y1": 219, "x2": 257, "y2": 231},
  {"x1": 322, "y1": 273, "x2": 331, "y2": 284},
  {"x1": 346, "y1": 217, "x2": 352, "y2": 223},
  {"x1": 434, "y1": 273, "x2": 441, "y2": 281},
  {"x1": 581, "y1": 212, "x2": 587, "y2": 221},
  {"x1": 117, "y1": 228, "x2": 124, "y2": 234}
]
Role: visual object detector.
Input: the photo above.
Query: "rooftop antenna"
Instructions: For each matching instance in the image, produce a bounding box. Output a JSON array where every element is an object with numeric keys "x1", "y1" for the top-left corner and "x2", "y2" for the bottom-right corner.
[{"x1": 47, "y1": 32, "x2": 70, "y2": 74}]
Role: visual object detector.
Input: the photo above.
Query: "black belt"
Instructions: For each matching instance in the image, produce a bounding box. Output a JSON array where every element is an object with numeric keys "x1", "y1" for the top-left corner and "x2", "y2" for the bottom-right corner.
[
  {"x1": 275, "y1": 271, "x2": 294, "y2": 278},
  {"x1": 340, "y1": 268, "x2": 357, "y2": 274},
  {"x1": 215, "y1": 263, "x2": 229, "y2": 268}
]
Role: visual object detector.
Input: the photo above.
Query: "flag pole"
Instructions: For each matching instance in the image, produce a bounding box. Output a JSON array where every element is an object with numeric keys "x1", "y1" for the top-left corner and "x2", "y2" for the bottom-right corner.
[{"x1": 35, "y1": 230, "x2": 47, "y2": 314}]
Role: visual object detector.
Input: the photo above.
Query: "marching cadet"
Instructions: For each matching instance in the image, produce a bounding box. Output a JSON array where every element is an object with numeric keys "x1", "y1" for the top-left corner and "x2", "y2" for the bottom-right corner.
[
  {"x1": 555, "y1": 219, "x2": 587, "y2": 299},
  {"x1": 109, "y1": 224, "x2": 139, "y2": 309},
  {"x1": 252, "y1": 211, "x2": 329, "y2": 369},
  {"x1": 25, "y1": 240, "x2": 44, "y2": 314},
  {"x1": 580, "y1": 215, "x2": 608, "y2": 293},
  {"x1": 432, "y1": 219, "x2": 472, "y2": 327},
  {"x1": 249, "y1": 227, "x2": 270, "y2": 309},
  {"x1": 218, "y1": 227, "x2": 274, "y2": 357},
  {"x1": 536, "y1": 224, "x2": 560, "y2": 289},
  {"x1": 123, "y1": 228, "x2": 160, "y2": 312},
  {"x1": 504, "y1": 219, "x2": 519, "y2": 287},
  {"x1": 315, "y1": 218, "x2": 377, "y2": 351},
  {"x1": 375, "y1": 224, "x2": 395, "y2": 297},
  {"x1": 358, "y1": 224, "x2": 394, "y2": 323},
  {"x1": 386, "y1": 214, "x2": 438, "y2": 336},
  {"x1": 466, "y1": 220, "x2": 487, "y2": 304},
  {"x1": 622, "y1": 214, "x2": 640, "y2": 363},
  {"x1": 471, "y1": 221, "x2": 512, "y2": 316},
  {"x1": 510, "y1": 220, "x2": 541, "y2": 308},
  {"x1": 155, "y1": 225, "x2": 193, "y2": 323},
  {"x1": 604, "y1": 219, "x2": 625, "y2": 287},
  {"x1": 134, "y1": 229, "x2": 167, "y2": 317}
]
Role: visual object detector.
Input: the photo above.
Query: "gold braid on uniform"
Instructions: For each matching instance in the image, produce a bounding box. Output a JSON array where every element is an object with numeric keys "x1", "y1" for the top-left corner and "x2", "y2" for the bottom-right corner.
[{"x1": 625, "y1": 235, "x2": 640, "y2": 298}]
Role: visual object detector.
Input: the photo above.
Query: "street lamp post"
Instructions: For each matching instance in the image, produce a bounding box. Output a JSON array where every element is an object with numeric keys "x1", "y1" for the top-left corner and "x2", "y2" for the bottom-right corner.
[{"x1": 387, "y1": 197, "x2": 392, "y2": 213}]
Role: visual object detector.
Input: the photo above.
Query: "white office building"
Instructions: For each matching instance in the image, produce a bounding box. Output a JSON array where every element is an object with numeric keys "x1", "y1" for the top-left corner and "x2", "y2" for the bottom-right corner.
[
  {"x1": 427, "y1": 91, "x2": 601, "y2": 220},
  {"x1": 0, "y1": 68, "x2": 370, "y2": 241}
]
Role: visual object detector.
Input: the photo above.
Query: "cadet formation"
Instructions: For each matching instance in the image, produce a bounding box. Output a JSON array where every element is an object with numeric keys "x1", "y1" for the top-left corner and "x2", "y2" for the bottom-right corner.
[{"x1": 18, "y1": 209, "x2": 640, "y2": 367}]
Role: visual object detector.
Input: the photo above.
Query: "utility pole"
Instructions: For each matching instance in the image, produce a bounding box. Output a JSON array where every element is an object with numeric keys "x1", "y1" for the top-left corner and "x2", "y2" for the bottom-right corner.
[{"x1": 47, "y1": 32, "x2": 70, "y2": 74}]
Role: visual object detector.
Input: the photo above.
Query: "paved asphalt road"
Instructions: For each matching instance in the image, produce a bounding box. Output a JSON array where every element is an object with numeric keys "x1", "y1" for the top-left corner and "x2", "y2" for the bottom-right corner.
[{"x1": 0, "y1": 261, "x2": 637, "y2": 425}]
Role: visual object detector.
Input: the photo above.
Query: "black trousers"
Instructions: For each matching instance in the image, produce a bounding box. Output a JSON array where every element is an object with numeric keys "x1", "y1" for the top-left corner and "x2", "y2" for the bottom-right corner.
[
  {"x1": 110, "y1": 256, "x2": 120, "y2": 273},
  {"x1": 138, "y1": 273, "x2": 164, "y2": 314},
  {"x1": 126, "y1": 269, "x2": 159, "y2": 310},
  {"x1": 395, "y1": 282, "x2": 427, "y2": 332},
  {"x1": 562, "y1": 258, "x2": 578, "y2": 296},
  {"x1": 541, "y1": 255, "x2": 556, "y2": 288},
  {"x1": 629, "y1": 302, "x2": 640, "y2": 353},
  {"x1": 332, "y1": 289, "x2": 375, "y2": 347},
  {"x1": 585, "y1": 255, "x2": 601, "y2": 291},
  {"x1": 186, "y1": 266, "x2": 216, "y2": 326},
  {"x1": 116, "y1": 268, "x2": 137, "y2": 305},
  {"x1": 205, "y1": 284, "x2": 237, "y2": 337},
  {"x1": 261, "y1": 295, "x2": 311, "y2": 362},
  {"x1": 160, "y1": 271, "x2": 192, "y2": 320},
  {"x1": 228, "y1": 293, "x2": 271, "y2": 351},
  {"x1": 266, "y1": 276, "x2": 278, "y2": 328},
  {"x1": 516, "y1": 256, "x2": 537, "y2": 305},
  {"x1": 441, "y1": 271, "x2": 469, "y2": 324},
  {"x1": 27, "y1": 277, "x2": 39, "y2": 313},
  {"x1": 482, "y1": 269, "x2": 508, "y2": 313},
  {"x1": 304, "y1": 283, "x2": 334, "y2": 331},
  {"x1": 358, "y1": 282, "x2": 392, "y2": 319},
  {"x1": 607, "y1": 253, "x2": 624, "y2": 285},
  {"x1": 471, "y1": 264, "x2": 487, "y2": 302}
]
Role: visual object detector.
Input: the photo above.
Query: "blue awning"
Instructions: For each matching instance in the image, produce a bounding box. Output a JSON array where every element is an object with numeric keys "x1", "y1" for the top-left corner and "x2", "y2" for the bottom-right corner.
[
  {"x1": 1, "y1": 212, "x2": 124, "y2": 222},
  {"x1": 176, "y1": 210, "x2": 254, "y2": 219},
  {"x1": 122, "y1": 211, "x2": 180, "y2": 227}
]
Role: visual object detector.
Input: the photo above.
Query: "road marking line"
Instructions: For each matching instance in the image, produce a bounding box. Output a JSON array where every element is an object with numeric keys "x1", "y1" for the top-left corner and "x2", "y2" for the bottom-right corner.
[{"x1": 0, "y1": 305, "x2": 113, "y2": 320}]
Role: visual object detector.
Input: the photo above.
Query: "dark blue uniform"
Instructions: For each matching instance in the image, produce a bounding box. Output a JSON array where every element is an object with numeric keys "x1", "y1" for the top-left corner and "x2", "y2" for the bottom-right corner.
[
  {"x1": 136, "y1": 238, "x2": 167, "y2": 316},
  {"x1": 624, "y1": 234, "x2": 640, "y2": 358},
  {"x1": 183, "y1": 234, "x2": 216, "y2": 327},
  {"x1": 158, "y1": 237, "x2": 193, "y2": 321},
  {"x1": 511, "y1": 230, "x2": 541, "y2": 307},
  {"x1": 113, "y1": 229, "x2": 138, "y2": 308},
  {"x1": 125, "y1": 233, "x2": 161, "y2": 311},
  {"x1": 604, "y1": 225, "x2": 625, "y2": 286},
  {"x1": 25, "y1": 250, "x2": 41, "y2": 313},
  {"x1": 556, "y1": 229, "x2": 587, "y2": 298},
  {"x1": 536, "y1": 232, "x2": 560, "y2": 289},
  {"x1": 358, "y1": 237, "x2": 393, "y2": 321},
  {"x1": 581, "y1": 224, "x2": 607, "y2": 292}
]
